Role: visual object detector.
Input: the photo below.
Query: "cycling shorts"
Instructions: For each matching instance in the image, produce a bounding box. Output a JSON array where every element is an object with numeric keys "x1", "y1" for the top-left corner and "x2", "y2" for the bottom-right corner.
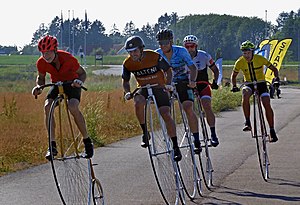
[
  {"x1": 137, "y1": 87, "x2": 170, "y2": 108},
  {"x1": 196, "y1": 83, "x2": 212, "y2": 98},
  {"x1": 46, "y1": 84, "x2": 82, "y2": 101},
  {"x1": 243, "y1": 82, "x2": 269, "y2": 97},
  {"x1": 175, "y1": 81, "x2": 194, "y2": 103}
]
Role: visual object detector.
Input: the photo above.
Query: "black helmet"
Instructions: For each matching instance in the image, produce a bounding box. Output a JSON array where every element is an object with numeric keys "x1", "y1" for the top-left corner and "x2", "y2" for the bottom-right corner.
[
  {"x1": 156, "y1": 29, "x2": 173, "y2": 41},
  {"x1": 125, "y1": 36, "x2": 145, "y2": 51}
]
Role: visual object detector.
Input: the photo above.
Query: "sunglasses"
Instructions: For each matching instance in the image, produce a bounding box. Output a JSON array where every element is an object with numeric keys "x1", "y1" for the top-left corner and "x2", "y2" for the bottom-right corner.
[
  {"x1": 158, "y1": 40, "x2": 170, "y2": 46},
  {"x1": 185, "y1": 44, "x2": 196, "y2": 49}
]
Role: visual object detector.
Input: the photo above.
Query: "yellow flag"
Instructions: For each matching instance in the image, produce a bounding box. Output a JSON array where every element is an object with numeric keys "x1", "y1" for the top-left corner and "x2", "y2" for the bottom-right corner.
[
  {"x1": 265, "y1": 38, "x2": 292, "y2": 83},
  {"x1": 267, "y1": 39, "x2": 279, "y2": 59},
  {"x1": 259, "y1": 39, "x2": 270, "y2": 49}
]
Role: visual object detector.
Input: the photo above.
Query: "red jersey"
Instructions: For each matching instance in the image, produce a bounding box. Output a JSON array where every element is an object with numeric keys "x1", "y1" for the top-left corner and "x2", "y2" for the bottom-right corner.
[{"x1": 36, "y1": 50, "x2": 80, "y2": 82}]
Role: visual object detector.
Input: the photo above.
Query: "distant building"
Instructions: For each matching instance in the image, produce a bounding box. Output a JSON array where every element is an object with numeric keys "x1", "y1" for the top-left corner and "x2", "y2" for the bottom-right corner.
[{"x1": 0, "y1": 50, "x2": 8, "y2": 56}]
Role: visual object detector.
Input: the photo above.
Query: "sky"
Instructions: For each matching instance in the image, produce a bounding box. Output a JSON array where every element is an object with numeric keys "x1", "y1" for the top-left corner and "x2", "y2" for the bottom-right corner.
[{"x1": 1, "y1": 0, "x2": 299, "y2": 48}]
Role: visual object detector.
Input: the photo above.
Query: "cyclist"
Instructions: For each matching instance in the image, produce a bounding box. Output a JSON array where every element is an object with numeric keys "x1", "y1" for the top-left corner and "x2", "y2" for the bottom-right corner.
[
  {"x1": 155, "y1": 29, "x2": 205, "y2": 153},
  {"x1": 230, "y1": 40, "x2": 279, "y2": 142},
  {"x1": 269, "y1": 77, "x2": 281, "y2": 99},
  {"x1": 31, "y1": 35, "x2": 94, "y2": 159},
  {"x1": 183, "y1": 34, "x2": 220, "y2": 147},
  {"x1": 122, "y1": 36, "x2": 182, "y2": 161}
]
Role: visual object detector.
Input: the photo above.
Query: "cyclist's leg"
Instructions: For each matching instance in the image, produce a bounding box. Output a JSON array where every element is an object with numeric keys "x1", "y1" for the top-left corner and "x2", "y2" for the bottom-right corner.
[
  {"x1": 45, "y1": 98, "x2": 55, "y2": 141},
  {"x1": 45, "y1": 87, "x2": 58, "y2": 159},
  {"x1": 199, "y1": 85, "x2": 219, "y2": 146},
  {"x1": 176, "y1": 82, "x2": 200, "y2": 148},
  {"x1": 68, "y1": 99, "x2": 88, "y2": 137},
  {"x1": 133, "y1": 91, "x2": 148, "y2": 147},
  {"x1": 159, "y1": 106, "x2": 182, "y2": 161},
  {"x1": 261, "y1": 94, "x2": 274, "y2": 128},
  {"x1": 68, "y1": 98, "x2": 94, "y2": 157},
  {"x1": 44, "y1": 98, "x2": 58, "y2": 159},
  {"x1": 154, "y1": 88, "x2": 181, "y2": 161},
  {"x1": 66, "y1": 85, "x2": 94, "y2": 157},
  {"x1": 258, "y1": 83, "x2": 278, "y2": 142},
  {"x1": 242, "y1": 86, "x2": 253, "y2": 131},
  {"x1": 45, "y1": 86, "x2": 58, "y2": 141},
  {"x1": 175, "y1": 82, "x2": 198, "y2": 133},
  {"x1": 159, "y1": 106, "x2": 176, "y2": 138},
  {"x1": 133, "y1": 94, "x2": 147, "y2": 123},
  {"x1": 200, "y1": 98, "x2": 214, "y2": 126},
  {"x1": 261, "y1": 93, "x2": 278, "y2": 142}
]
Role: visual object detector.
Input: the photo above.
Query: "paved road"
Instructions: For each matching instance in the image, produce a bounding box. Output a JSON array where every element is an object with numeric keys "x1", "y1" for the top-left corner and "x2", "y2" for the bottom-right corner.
[
  {"x1": 0, "y1": 87, "x2": 299, "y2": 205},
  {"x1": 92, "y1": 65, "x2": 122, "y2": 76}
]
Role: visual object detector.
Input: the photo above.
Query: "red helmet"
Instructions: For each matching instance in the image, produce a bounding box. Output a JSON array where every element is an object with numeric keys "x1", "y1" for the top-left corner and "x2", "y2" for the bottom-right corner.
[{"x1": 38, "y1": 35, "x2": 58, "y2": 52}]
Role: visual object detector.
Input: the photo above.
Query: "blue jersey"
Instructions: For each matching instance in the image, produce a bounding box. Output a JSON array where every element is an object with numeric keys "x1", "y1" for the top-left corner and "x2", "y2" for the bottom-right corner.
[{"x1": 156, "y1": 45, "x2": 194, "y2": 82}]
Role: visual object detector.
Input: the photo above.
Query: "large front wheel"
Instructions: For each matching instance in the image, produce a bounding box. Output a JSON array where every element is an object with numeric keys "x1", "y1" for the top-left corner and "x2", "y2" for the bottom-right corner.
[
  {"x1": 145, "y1": 99, "x2": 185, "y2": 205},
  {"x1": 48, "y1": 96, "x2": 90, "y2": 205},
  {"x1": 171, "y1": 97, "x2": 200, "y2": 199},
  {"x1": 194, "y1": 97, "x2": 213, "y2": 190},
  {"x1": 253, "y1": 95, "x2": 270, "y2": 181}
]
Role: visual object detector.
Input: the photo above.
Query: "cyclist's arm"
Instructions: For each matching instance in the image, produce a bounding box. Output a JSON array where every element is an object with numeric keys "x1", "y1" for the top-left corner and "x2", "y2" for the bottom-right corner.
[
  {"x1": 165, "y1": 67, "x2": 173, "y2": 85},
  {"x1": 122, "y1": 79, "x2": 131, "y2": 93},
  {"x1": 36, "y1": 72, "x2": 46, "y2": 86},
  {"x1": 76, "y1": 66, "x2": 87, "y2": 83},
  {"x1": 231, "y1": 71, "x2": 239, "y2": 87},
  {"x1": 210, "y1": 63, "x2": 219, "y2": 82},
  {"x1": 187, "y1": 64, "x2": 197, "y2": 82},
  {"x1": 268, "y1": 64, "x2": 279, "y2": 78}
]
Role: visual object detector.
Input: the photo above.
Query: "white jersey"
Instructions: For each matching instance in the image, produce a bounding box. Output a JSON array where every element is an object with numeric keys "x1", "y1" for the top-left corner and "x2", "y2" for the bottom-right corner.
[{"x1": 188, "y1": 50, "x2": 215, "y2": 82}]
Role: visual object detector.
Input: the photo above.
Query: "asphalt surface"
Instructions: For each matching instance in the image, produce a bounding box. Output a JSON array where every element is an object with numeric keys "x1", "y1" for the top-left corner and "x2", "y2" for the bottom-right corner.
[{"x1": 0, "y1": 87, "x2": 299, "y2": 205}]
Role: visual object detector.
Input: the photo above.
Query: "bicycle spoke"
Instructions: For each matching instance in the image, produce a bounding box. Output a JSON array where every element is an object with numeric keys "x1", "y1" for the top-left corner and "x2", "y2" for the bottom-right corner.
[
  {"x1": 146, "y1": 100, "x2": 183, "y2": 205},
  {"x1": 171, "y1": 97, "x2": 198, "y2": 199},
  {"x1": 49, "y1": 97, "x2": 91, "y2": 205},
  {"x1": 194, "y1": 97, "x2": 214, "y2": 190},
  {"x1": 254, "y1": 94, "x2": 270, "y2": 181},
  {"x1": 92, "y1": 178, "x2": 105, "y2": 205}
]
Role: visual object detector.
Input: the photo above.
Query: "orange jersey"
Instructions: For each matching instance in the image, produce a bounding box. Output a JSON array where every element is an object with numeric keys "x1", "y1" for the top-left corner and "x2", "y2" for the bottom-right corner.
[
  {"x1": 122, "y1": 50, "x2": 170, "y2": 86},
  {"x1": 36, "y1": 50, "x2": 80, "y2": 82}
]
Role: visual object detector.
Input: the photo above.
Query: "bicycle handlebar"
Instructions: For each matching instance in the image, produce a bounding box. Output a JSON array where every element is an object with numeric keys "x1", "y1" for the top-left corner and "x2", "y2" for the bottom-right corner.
[
  {"x1": 127, "y1": 84, "x2": 160, "y2": 100},
  {"x1": 34, "y1": 81, "x2": 87, "y2": 99},
  {"x1": 237, "y1": 80, "x2": 267, "y2": 89}
]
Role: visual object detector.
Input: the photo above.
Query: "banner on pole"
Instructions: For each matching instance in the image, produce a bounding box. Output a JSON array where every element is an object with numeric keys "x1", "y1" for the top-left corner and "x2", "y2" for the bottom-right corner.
[
  {"x1": 215, "y1": 58, "x2": 223, "y2": 85},
  {"x1": 265, "y1": 38, "x2": 292, "y2": 83}
]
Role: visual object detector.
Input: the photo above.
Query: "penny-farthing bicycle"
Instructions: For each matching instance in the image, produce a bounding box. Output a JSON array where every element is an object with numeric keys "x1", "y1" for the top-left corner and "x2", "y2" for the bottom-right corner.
[
  {"x1": 131, "y1": 84, "x2": 186, "y2": 205},
  {"x1": 193, "y1": 81, "x2": 214, "y2": 189},
  {"x1": 169, "y1": 84, "x2": 203, "y2": 198},
  {"x1": 36, "y1": 81, "x2": 104, "y2": 205},
  {"x1": 236, "y1": 80, "x2": 271, "y2": 181}
]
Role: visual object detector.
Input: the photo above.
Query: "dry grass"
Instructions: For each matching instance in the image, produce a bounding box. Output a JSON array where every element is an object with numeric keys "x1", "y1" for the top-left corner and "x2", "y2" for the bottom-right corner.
[{"x1": 0, "y1": 89, "x2": 140, "y2": 176}]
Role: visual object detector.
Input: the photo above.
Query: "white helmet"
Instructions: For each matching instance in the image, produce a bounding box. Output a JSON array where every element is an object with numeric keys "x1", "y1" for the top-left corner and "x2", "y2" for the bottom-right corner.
[{"x1": 183, "y1": 35, "x2": 198, "y2": 45}]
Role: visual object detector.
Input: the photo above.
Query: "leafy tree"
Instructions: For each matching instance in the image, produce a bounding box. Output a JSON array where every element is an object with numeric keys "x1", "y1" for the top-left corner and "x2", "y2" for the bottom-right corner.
[
  {"x1": 9, "y1": 9, "x2": 299, "y2": 60},
  {"x1": 123, "y1": 21, "x2": 138, "y2": 38}
]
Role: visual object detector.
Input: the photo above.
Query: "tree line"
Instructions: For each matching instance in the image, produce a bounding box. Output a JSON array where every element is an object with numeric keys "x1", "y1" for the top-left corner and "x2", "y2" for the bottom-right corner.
[{"x1": 2, "y1": 9, "x2": 300, "y2": 61}]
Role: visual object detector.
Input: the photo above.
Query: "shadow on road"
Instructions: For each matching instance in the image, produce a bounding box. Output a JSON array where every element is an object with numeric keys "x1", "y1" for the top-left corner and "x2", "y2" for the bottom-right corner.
[{"x1": 218, "y1": 185, "x2": 300, "y2": 203}]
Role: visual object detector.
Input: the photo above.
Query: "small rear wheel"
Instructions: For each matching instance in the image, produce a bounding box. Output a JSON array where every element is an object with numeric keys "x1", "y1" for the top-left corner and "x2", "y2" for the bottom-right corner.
[{"x1": 92, "y1": 178, "x2": 105, "y2": 205}]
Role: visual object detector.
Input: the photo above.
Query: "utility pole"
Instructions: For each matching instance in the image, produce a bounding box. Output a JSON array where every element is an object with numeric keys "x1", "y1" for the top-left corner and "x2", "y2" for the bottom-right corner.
[
  {"x1": 72, "y1": 10, "x2": 75, "y2": 56},
  {"x1": 265, "y1": 10, "x2": 268, "y2": 38},
  {"x1": 68, "y1": 10, "x2": 71, "y2": 53}
]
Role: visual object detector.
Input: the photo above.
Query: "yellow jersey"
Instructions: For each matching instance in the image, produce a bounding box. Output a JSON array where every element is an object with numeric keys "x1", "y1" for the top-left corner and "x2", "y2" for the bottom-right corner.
[{"x1": 233, "y1": 54, "x2": 271, "y2": 82}]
